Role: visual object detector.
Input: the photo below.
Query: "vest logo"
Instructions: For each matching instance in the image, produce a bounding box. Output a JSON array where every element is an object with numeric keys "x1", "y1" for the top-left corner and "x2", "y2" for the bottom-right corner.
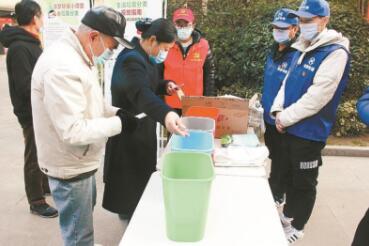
[
  {"x1": 303, "y1": 57, "x2": 316, "y2": 72},
  {"x1": 190, "y1": 52, "x2": 202, "y2": 62},
  {"x1": 277, "y1": 62, "x2": 289, "y2": 74},
  {"x1": 308, "y1": 57, "x2": 315, "y2": 65}
]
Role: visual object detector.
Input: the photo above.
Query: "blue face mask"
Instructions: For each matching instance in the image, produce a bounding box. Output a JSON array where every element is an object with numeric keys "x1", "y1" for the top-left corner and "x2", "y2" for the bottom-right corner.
[
  {"x1": 300, "y1": 23, "x2": 319, "y2": 41},
  {"x1": 94, "y1": 48, "x2": 114, "y2": 65},
  {"x1": 150, "y1": 49, "x2": 168, "y2": 64},
  {"x1": 89, "y1": 35, "x2": 114, "y2": 65},
  {"x1": 273, "y1": 29, "x2": 291, "y2": 44}
]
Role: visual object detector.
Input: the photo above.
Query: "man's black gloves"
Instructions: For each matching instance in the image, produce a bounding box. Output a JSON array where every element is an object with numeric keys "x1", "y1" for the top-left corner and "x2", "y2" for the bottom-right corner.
[{"x1": 116, "y1": 109, "x2": 139, "y2": 132}]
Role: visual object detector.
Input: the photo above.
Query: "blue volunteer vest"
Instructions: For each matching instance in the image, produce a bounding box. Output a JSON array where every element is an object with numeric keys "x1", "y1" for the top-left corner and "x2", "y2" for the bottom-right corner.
[
  {"x1": 284, "y1": 44, "x2": 350, "y2": 142},
  {"x1": 261, "y1": 48, "x2": 297, "y2": 125}
]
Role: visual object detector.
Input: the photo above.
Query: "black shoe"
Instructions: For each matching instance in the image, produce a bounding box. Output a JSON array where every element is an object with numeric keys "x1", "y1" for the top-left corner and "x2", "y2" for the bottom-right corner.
[
  {"x1": 274, "y1": 195, "x2": 286, "y2": 207},
  {"x1": 30, "y1": 203, "x2": 58, "y2": 218},
  {"x1": 118, "y1": 213, "x2": 132, "y2": 222}
]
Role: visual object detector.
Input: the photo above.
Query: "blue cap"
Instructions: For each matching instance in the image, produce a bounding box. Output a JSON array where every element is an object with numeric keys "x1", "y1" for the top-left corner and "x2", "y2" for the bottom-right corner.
[
  {"x1": 272, "y1": 8, "x2": 299, "y2": 28},
  {"x1": 290, "y1": 0, "x2": 330, "y2": 18}
]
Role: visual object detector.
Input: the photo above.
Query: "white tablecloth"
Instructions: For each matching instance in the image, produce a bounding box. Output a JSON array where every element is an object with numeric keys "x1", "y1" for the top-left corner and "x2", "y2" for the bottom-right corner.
[
  {"x1": 157, "y1": 138, "x2": 268, "y2": 178},
  {"x1": 120, "y1": 172, "x2": 287, "y2": 246}
]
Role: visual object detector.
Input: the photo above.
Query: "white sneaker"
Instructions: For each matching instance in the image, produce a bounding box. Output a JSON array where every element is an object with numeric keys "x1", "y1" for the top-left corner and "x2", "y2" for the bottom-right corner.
[
  {"x1": 280, "y1": 212, "x2": 293, "y2": 229},
  {"x1": 285, "y1": 226, "x2": 304, "y2": 244}
]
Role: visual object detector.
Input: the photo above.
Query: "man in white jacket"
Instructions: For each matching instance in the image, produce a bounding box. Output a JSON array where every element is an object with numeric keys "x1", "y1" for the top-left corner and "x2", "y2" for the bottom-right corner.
[
  {"x1": 270, "y1": 0, "x2": 350, "y2": 244},
  {"x1": 31, "y1": 6, "x2": 139, "y2": 245}
]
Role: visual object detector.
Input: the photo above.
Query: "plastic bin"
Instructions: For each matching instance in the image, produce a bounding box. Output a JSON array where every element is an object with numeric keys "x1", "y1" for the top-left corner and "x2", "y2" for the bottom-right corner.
[
  {"x1": 182, "y1": 117, "x2": 216, "y2": 134},
  {"x1": 162, "y1": 152, "x2": 215, "y2": 242},
  {"x1": 184, "y1": 106, "x2": 219, "y2": 123},
  {"x1": 171, "y1": 130, "x2": 214, "y2": 154}
]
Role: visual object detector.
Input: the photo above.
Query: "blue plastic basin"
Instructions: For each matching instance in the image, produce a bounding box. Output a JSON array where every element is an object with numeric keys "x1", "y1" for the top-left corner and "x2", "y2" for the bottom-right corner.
[{"x1": 171, "y1": 130, "x2": 214, "y2": 154}]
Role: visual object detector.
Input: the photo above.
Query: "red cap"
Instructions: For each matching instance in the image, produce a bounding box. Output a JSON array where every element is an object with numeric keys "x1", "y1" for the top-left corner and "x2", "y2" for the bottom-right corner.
[{"x1": 173, "y1": 8, "x2": 195, "y2": 23}]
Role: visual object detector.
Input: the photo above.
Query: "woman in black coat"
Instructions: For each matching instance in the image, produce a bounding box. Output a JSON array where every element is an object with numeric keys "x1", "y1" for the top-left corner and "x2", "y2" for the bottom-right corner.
[{"x1": 103, "y1": 18, "x2": 187, "y2": 220}]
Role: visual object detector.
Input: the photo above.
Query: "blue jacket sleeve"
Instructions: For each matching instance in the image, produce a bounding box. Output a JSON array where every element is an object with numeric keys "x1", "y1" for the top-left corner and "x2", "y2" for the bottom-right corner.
[{"x1": 357, "y1": 87, "x2": 369, "y2": 126}]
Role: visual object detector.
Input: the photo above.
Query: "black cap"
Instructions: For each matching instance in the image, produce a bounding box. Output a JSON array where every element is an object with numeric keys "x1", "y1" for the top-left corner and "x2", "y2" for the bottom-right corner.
[{"x1": 82, "y1": 6, "x2": 134, "y2": 49}]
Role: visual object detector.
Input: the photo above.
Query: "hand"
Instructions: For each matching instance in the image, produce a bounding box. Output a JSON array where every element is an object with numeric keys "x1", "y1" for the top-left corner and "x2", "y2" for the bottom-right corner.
[
  {"x1": 275, "y1": 112, "x2": 286, "y2": 134},
  {"x1": 165, "y1": 111, "x2": 188, "y2": 136},
  {"x1": 116, "y1": 109, "x2": 139, "y2": 132},
  {"x1": 166, "y1": 81, "x2": 179, "y2": 96}
]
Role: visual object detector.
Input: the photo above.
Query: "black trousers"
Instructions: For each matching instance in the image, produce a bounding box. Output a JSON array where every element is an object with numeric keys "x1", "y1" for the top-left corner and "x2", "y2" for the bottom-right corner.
[
  {"x1": 23, "y1": 125, "x2": 49, "y2": 204},
  {"x1": 352, "y1": 208, "x2": 369, "y2": 246},
  {"x1": 264, "y1": 123, "x2": 288, "y2": 200},
  {"x1": 282, "y1": 133, "x2": 325, "y2": 231}
]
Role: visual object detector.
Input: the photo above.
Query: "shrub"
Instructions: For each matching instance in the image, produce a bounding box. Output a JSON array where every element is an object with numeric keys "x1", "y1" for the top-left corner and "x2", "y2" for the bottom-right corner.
[
  {"x1": 334, "y1": 100, "x2": 367, "y2": 136},
  {"x1": 167, "y1": 0, "x2": 369, "y2": 136}
]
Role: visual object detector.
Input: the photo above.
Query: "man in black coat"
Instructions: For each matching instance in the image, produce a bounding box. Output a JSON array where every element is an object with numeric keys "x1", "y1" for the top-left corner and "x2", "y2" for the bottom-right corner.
[{"x1": 0, "y1": 0, "x2": 57, "y2": 218}]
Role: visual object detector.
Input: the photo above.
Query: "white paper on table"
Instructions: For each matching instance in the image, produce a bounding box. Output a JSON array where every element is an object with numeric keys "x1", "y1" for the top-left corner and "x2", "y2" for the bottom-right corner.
[
  {"x1": 214, "y1": 145, "x2": 269, "y2": 167},
  {"x1": 231, "y1": 133, "x2": 260, "y2": 147}
]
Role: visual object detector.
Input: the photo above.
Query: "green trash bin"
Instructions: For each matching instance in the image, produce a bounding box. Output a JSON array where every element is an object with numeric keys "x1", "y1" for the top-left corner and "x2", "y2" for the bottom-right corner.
[{"x1": 162, "y1": 152, "x2": 215, "y2": 242}]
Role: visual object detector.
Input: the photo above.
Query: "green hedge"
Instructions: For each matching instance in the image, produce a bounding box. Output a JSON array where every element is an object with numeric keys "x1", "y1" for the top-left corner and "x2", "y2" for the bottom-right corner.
[
  {"x1": 334, "y1": 100, "x2": 367, "y2": 136},
  {"x1": 167, "y1": 0, "x2": 369, "y2": 136}
]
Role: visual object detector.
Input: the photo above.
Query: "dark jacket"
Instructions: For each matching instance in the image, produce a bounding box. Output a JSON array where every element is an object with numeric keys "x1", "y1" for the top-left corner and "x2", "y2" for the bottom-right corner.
[
  {"x1": 0, "y1": 25, "x2": 42, "y2": 128},
  {"x1": 269, "y1": 41, "x2": 296, "y2": 61},
  {"x1": 103, "y1": 38, "x2": 172, "y2": 216}
]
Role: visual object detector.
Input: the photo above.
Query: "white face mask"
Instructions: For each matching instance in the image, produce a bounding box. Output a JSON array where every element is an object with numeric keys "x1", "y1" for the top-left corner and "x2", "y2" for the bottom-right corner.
[
  {"x1": 150, "y1": 49, "x2": 168, "y2": 64},
  {"x1": 89, "y1": 35, "x2": 114, "y2": 65},
  {"x1": 176, "y1": 27, "x2": 193, "y2": 41},
  {"x1": 273, "y1": 29, "x2": 290, "y2": 44},
  {"x1": 300, "y1": 23, "x2": 319, "y2": 41}
]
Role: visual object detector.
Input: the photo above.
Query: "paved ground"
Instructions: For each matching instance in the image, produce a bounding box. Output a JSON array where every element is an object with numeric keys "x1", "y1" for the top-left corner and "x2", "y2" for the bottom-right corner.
[{"x1": 0, "y1": 55, "x2": 369, "y2": 246}]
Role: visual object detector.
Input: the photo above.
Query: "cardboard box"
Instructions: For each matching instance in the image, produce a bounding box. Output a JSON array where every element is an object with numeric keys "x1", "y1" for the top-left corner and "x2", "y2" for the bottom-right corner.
[{"x1": 182, "y1": 96, "x2": 249, "y2": 138}]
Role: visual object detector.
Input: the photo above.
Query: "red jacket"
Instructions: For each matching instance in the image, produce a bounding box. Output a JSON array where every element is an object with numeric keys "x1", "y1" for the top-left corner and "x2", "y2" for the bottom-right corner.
[{"x1": 164, "y1": 31, "x2": 215, "y2": 109}]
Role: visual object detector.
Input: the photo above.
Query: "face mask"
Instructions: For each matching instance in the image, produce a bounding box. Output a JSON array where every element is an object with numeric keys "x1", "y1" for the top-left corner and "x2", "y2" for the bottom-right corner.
[
  {"x1": 177, "y1": 27, "x2": 193, "y2": 41},
  {"x1": 94, "y1": 48, "x2": 114, "y2": 65},
  {"x1": 300, "y1": 23, "x2": 319, "y2": 41},
  {"x1": 273, "y1": 29, "x2": 290, "y2": 44},
  {"x1": 89, "y1": 35, "x2": 114, "y2": 65},
  {"x1": 150, "y1": 49, "x2": 168, "y2": 64}
]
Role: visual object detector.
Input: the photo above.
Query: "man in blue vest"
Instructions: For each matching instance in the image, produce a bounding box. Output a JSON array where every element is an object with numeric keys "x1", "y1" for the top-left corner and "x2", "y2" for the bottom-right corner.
[
  {"x1": 271, "y1": 0, "x2": 350, "y2": 243},
  {"x1": 261, "y1": 8, "x2": 298, "y2": 207}
]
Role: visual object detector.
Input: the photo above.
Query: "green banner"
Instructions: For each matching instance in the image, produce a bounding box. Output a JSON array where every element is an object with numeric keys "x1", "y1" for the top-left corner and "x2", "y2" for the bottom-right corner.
[{"x1": 40, "y1": 0, "x2": 90, "y2": 27}]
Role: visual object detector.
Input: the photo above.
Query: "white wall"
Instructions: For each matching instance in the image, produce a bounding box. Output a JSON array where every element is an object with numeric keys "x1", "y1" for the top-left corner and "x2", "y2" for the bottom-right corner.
[{"x1": 0, "y1": 0, "x2": 18, "y2": 11}]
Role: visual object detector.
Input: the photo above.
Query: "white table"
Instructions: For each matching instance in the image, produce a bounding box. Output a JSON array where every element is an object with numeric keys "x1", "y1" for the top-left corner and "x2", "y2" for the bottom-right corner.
[
  {"x1": 157, "y1": 138, "x2": 268, "y2": 178},
  {"x1": 120, "y1": 172, "x2": 287, "y2": 246}
]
